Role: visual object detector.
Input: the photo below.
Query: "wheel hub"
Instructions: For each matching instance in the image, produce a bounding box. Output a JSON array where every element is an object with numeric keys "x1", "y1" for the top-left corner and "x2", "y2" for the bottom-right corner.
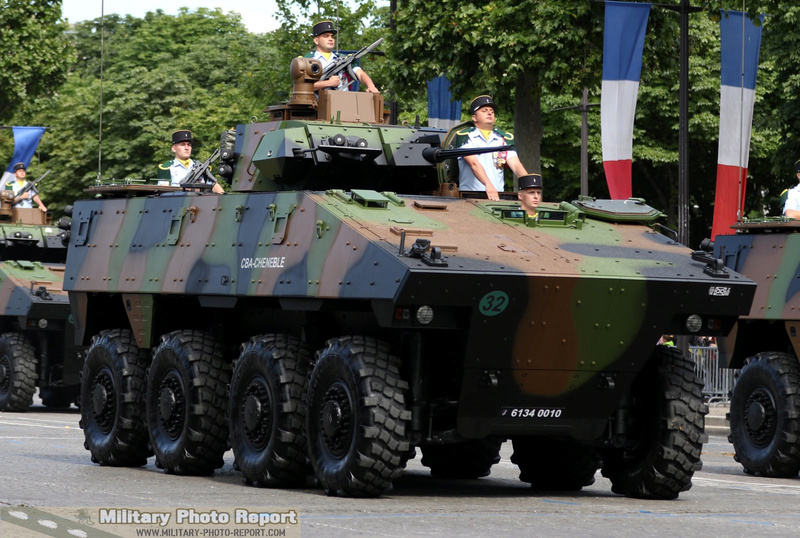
[
  {"x1": 242, "y1": 378, "x2": 272, "y2": 449},
  {"x1": 318, "y1": 382, "x2": 353, "y2": 458},
  {"x1": 744, "y1": 386, "x2": 777, "y2": 447},
  {"x1": 158, "y1": 372, "x2": 185, "y2": 438},
  {"x1": 0, "y1": 357, "x2": 9, "y2": 393},
  {"x1": 91, "y1": 368, "x2": 116, "y2": 434}
]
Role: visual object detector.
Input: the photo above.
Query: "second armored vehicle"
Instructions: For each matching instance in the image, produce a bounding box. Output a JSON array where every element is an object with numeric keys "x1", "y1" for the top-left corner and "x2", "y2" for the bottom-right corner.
[{"x1": 0, "y1": 195, "x2": 78, "y2": 411}]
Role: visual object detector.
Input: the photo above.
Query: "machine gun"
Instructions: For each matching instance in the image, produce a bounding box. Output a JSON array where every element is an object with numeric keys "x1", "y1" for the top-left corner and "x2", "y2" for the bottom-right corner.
[
  {"x1": 180, "y1": 149, "x2": 220, "y2": 190},
  {"x1": 321, "y1": 38, "x2": 384, "y2": 89},
  {"x1": 15, "y1": 169, "x2": 50, "y2": 199}
]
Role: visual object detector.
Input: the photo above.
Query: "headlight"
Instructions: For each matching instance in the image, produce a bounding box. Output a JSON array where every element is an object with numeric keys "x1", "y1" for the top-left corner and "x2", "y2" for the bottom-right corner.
[
  {"x1": 416, "y1": 306, "x2": 434, "y2": 325},
  {"x1": 685, "y1": 314, "x2": 702, "y2": 333}
]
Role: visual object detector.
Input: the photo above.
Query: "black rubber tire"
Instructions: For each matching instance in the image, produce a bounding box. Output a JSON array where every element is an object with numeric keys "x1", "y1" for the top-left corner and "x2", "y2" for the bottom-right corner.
[
  {"x1": 420, "y1": 438, "x2": 502, "y2": 479},
  {"x1": 511, "y1": 437, "x2": 600, "y2": 491},
  {"x1": 40, "y1": 386, "x2": 79, "y2": 408},
  {"x1": 229, "y1": 334, "x2": 312, "y2": 487},
  {"x1": 79, "y1": 329, "x2": 150, "y2": 466},
  {"x1": 728, "y1": 351, "x2": 800, "y2": 478},
  {"x1": 601, "y1": 345, "x2": 708, "y2": 500},
  {"x1": 0, "y1": 333, "x2": 38, "y2": 411},
  {"x1": 306, "y1": 336, "x2": 411, "y2": 497},
  {"x1": 146, "y1": 330, "x2": 231, "y2": 475}
]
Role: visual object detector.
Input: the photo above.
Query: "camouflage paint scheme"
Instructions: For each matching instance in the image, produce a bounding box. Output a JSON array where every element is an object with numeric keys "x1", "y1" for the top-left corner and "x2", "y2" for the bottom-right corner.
[
  {"x1": 66, "y1": 82, "x2": 756, "y2": 497},
  {"x1": 65, "y1": 183, "x2": 754, "y2": 439}
]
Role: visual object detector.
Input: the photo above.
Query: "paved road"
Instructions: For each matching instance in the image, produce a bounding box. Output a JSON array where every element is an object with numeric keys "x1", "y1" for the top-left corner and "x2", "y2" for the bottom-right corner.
[{"x1": 2, "y1": 403, "x2": 800, "y2": 537}]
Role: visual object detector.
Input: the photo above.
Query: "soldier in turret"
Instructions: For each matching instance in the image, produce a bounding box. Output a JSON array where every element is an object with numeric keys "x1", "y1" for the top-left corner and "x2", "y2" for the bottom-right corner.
[
  {"x1": 517, "y1": 173, "x2": 543, "y2": 218},
  {"x1": 457, "y1": 95, "x2": 528, "y2": 201},
  {"x1": 305, "y1": 20, "x2": 379, "y2": 93},
  {"x1": 6, "y1": 162, "x2": 46, "y2": 212},
  {"x1": 157, "y1": 130, "x2": 224, "y2": 193},
  {"x1": 783, "y1": 159, "x2": 800, "y2": 219}
]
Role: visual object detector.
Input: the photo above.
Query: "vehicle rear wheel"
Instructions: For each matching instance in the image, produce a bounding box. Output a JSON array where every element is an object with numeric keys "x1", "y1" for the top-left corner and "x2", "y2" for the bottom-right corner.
[
  {"x1": 229, "y1": 334, "x2": 312, "y2": 487},
  {"x1": 0, "y1": 333, "x2": 37, "y2": 411},
  {"x1": 79, "y1": 329, "x2": 150, "y2": 466},
  {"x1": 601, "y1": 345, "x2": 707, "y2": 499},
  {"x1": 146, "y1": 330, "x2": 230, "y2": 475},
  {"x1": 306, "y1": 336, "x2": 411, "y2": 497},
  {"x1": 511, "y1": 437, "x2": 600, "y2": 490},
  {"x1": 420, "y1": 438, "x2": 502, "y2": 479},
  {"x1": 728, "y1": 351, "x2": 800, "y2": 477}
]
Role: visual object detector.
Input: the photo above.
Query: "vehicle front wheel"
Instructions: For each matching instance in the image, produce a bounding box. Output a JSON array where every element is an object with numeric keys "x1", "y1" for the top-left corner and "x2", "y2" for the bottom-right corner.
[
  {"x1": 306, "y1": 336, "x2": 411, "y2": 497},
  {"x1": 146, "y1": 330, "x2": 231, "y2": 475},
  {"x1": 601, "y1": 345, "x2": 707, "y2": 499},
  {"x1": 728, "y1": 351, "x2": 800, "y2": 477}
]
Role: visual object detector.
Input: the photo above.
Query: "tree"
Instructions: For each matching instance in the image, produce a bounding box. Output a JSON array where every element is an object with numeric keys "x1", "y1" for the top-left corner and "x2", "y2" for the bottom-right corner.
[{"x1": 0, "y1": 0, "x2": 73, "y2": 120}]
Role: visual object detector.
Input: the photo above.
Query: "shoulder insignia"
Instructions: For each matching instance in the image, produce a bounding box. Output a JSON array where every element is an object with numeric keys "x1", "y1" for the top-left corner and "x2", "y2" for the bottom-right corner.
[
  {"x1": 455, "y1": 125, "x2": 476, "y2": 136},
  {"x1": 303, "y1": 51, "x2": 314, "y2": 58},
  {"x1": 495, "y1": 129, "x2": 514, "y2": 142},
  {"x1": 158, "y1": 161, "x2": 171, "y2": 171}
]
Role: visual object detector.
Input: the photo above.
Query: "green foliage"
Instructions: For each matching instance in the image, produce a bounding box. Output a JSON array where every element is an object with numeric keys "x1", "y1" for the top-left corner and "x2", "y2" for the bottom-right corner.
[{"x1": 0, "y1": 0, "x2": 73, "y2": 120}]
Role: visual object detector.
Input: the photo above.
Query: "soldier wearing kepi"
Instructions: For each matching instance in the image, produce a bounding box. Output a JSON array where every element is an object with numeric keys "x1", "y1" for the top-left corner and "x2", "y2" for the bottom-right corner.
[
  {"x1": 517, "y1": 173, "x2": 543, "y2": 218},
  {"x1": 305, "y1": 20, "x2": 379, "y2": 93},
  {"x1": 782, "y1": 159, "x2": 800, "y2": 219},
  {"x1": 7, "y1": 162, "x2": 46, "y2": 212},
  {"x1": 157, "y1": 129, "x2": 224, "y2": 193},
  {"x1": 457, "y1": 95, "x2": 528, "y2": 201}
]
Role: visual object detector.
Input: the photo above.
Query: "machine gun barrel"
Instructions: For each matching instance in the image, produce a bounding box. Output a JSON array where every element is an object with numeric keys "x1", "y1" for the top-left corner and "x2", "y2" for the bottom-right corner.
[
  {"x1": 321, "y1": 38, "x2": 384, "y2": 82},
  {"x1": 421, "y1": 145, "x2": 513, "y2": 164}
]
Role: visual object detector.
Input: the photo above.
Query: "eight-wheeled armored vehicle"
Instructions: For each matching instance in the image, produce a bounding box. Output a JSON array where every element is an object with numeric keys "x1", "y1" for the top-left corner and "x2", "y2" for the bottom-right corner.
[
  {"x1": 66, "y1": 57, "x2": 756, "y2": 499},
  {"x1": 713, "y1": 221, "x2": 800, "y2": 478},
  {"x1": 0, "y1": 196, "x2": 78, "y2": 411}
]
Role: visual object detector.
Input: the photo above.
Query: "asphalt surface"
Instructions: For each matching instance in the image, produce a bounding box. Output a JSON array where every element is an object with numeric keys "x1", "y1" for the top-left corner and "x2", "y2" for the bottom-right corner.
[{"x1": 3, "y1": 400, "x2": 800, "y2": 537}]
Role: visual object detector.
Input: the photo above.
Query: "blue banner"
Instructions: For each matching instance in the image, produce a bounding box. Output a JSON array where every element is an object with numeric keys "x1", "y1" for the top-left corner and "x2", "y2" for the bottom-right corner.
[
  {"x1": 5, "y1": 126, "x2": 46, "y2": 173},
  {"x1": 427, "y1": 77, "x2": 462, "y2": 129},
  {"x1": 720, "y1": 11, "x2": 764, "y2": 90},
  {"x1": 602, "y1": 1, "x2": 651, "y2": 82}
]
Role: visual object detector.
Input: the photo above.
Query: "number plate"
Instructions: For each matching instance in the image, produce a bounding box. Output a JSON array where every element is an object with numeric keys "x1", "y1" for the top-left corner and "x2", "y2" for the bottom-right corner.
[{"x1": 501, "y1": 407, "x2": 564, "y2": 419}]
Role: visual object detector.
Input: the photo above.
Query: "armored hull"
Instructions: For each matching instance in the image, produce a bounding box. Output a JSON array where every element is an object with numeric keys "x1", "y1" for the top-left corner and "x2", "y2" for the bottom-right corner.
[{"x1": 66, "y1": 177, "x2": 754, "y2": 497}]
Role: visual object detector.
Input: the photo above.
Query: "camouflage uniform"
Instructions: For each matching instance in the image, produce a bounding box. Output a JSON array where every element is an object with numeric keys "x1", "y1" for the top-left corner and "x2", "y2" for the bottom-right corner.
[{"x1": 456, "y1": 126, "x2": 517, "y2": 192}]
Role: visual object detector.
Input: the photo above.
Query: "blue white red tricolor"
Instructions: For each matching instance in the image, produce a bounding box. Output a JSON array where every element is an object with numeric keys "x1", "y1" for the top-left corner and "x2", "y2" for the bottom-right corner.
[
  {"x1": 711, "y1": 11, "x2": 764, "y2": 238},
  {"x1": 601, "y1": 1, "x2": 651, "y2": 200}
]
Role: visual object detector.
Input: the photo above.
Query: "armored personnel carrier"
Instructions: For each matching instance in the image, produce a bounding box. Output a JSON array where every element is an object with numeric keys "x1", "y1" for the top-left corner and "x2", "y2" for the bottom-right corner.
[
  {"x1": 66, "y1": 57, "x2": 755, "y2": 499},
  {"x1": 0, "y1": 195, "x2": 78, "y2": 411},
  {"x1": 713, "y1": 221, "x2": 800, "y2": 478}
]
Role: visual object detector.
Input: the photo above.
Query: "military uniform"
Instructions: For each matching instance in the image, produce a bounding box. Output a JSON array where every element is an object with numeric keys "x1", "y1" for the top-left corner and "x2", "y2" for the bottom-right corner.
[
  {"x1": 157, "y1": 158, "x2": 195, "y2": 185},
  {"x1": 303, "y1": 50, "x2": 362, "y2": 92},
  {"x1": 158, "y1": 129, "x2": 195, "y2": 186},
  {"x1": 456, "y1": 126, "x2": 517, "y2": 192},
  {"x1": 5, "y1": 179, "x2": 38, "y2": 209}
]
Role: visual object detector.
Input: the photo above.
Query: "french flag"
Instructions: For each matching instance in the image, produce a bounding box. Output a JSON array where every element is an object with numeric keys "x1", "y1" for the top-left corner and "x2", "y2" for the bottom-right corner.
[
  {"x1": 1, "y1": 126, "x2": 46, "y2": 190},
  {"x1": 711, "y1": 11, "x2": 764, "y2": 238},
  {"x1": 601, "y1": 1, "x2": 651, "y2": 200}
]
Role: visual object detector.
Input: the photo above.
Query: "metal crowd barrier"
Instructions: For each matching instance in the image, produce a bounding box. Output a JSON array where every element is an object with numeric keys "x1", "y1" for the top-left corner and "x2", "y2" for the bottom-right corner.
[{"x1": 689, "y1": 346, "x2": 737, "y2": 404}]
